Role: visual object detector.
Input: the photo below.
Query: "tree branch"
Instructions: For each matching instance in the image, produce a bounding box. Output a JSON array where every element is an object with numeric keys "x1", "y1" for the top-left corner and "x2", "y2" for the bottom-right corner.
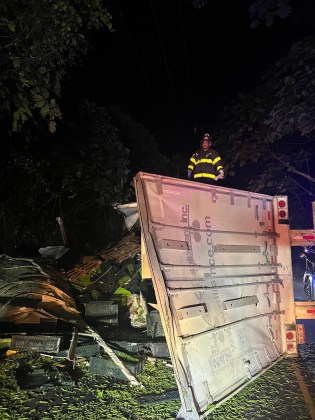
[{"x1": 267, "y1": 148, "x2": 315, "y2": 184}]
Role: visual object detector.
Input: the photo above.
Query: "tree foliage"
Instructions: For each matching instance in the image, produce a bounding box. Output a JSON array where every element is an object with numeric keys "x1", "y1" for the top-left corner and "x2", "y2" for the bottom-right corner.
[
  {"x1": 215, "y1": 35, "x2": 315, "y2": 199},
  {"x1": 0, "y1": 99, "x2": 172, "y2": 254},
  {"x1": 248, "y1": 0, "x2": 292, "y2": 28},
  {"x1": 0, "y1": 0, "x2": 112, "y2": 134},
  {"x1": 107, "y1": 106, "x2": 170, "y2": 179},
  {"x1": 190, "y1": 0, "x2": 293, "y2": 25},
  {"x1": 0, "y1": 102, "x2": 130, "y2": 253},
  {"x1": 61, "y1": 100, "x2": 131, "y2": 207}
]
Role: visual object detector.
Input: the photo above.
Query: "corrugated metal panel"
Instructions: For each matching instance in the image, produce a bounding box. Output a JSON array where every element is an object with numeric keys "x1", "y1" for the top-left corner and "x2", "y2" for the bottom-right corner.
[
  {"x1": 134, "y1": 173, "x2": 285, "y2": 419},
  {"x1": 11, "y1": 335, "x2": 61, "y2": 353}
]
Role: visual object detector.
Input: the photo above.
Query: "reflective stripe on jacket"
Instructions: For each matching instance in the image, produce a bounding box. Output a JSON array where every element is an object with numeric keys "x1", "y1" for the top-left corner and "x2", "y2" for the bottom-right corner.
[{"x1": 188, "y1": 148, "x2": 223, "y2": 179}]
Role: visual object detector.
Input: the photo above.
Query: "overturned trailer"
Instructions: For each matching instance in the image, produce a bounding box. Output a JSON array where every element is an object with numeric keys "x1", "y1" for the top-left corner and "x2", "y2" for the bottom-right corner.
[{"x1": 134, "y1": 172, "x2": 296, "y2": 419}]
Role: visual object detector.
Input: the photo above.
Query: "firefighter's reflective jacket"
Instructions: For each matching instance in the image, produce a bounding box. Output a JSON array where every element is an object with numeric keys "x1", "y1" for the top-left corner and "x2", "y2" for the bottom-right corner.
[{"x1": 188, "y1": 148, "x2": 223, "y2": 181}]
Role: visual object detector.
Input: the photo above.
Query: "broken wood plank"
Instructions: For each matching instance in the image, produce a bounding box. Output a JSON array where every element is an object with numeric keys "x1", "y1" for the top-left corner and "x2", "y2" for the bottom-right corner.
[
  {"x1": 83, "y1": 326, "x2": 142, "y2": 387},
  {"x1": 66, "y1": 257, "x2": 102, "y2": 283}
]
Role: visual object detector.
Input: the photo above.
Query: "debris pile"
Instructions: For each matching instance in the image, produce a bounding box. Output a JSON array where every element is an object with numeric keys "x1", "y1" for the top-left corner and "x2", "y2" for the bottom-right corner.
[{"x1": 0, "y1": 227, "x2": 170, "y2": 388}]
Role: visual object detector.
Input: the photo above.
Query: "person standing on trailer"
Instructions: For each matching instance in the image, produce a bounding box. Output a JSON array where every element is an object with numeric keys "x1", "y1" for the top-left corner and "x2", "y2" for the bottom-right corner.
[{"x1": 187, "y1": 133, "x2": 224, "y2": 184}]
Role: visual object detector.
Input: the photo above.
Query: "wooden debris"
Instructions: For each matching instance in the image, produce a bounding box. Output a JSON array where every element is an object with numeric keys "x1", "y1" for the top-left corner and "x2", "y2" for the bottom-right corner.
[
  {"x1": 83, "y1": 326, "x2": 142, "y2": 386},
  {"x1": 99, "y1": 233, "x2": 140, "y2": 265},
  {"x1": 66, "y1": 256, "x2": 102, "y2": 283}
]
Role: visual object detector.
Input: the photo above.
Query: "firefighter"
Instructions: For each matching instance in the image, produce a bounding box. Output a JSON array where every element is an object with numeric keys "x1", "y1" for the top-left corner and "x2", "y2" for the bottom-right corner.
[{"x1": 187, "y1": 133, "x2": 224, "y2": 184}]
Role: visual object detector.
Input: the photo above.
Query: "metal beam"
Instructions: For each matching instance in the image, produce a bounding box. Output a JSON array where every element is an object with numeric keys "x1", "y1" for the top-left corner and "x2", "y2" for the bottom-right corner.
[
  {"x1": 295, "y1": 301, "x2": 315, "y2": 320},
  {"x1": 290, "y1": 229, "x2": 315, "y2": 246}
]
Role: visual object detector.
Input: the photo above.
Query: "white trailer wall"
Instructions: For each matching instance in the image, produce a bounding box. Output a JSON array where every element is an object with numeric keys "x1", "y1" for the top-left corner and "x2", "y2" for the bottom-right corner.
[{"x1": 134, "y1": 172, "x2": 295, "y2": 419}]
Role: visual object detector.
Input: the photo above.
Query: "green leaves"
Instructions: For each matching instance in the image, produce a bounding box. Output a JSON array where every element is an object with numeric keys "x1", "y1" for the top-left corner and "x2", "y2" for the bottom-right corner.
[
  {"x1": 215, "y1": 35, "x2": 315, "y2": 200},
  {"x1": 7, "y1": 20, "x2": 16, "y2": 32},
  {"x1": 0, "y1": 0, "x2": 113, "y2": 134},
  {"x1": 0, "y1": 351, "x2": 180, "y2": 420}
]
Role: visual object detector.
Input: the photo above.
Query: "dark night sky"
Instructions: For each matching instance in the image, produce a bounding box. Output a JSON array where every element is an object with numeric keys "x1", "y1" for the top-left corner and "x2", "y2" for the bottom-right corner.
[{"x1": 70, "y1": 0, "x2": 308, "y2": 158}]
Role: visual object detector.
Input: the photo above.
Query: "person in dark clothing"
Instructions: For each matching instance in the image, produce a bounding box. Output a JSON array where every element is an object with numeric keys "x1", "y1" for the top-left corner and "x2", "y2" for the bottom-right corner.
[{"x1": 187, "y1": 133, "x2": 224, "y2": 184}]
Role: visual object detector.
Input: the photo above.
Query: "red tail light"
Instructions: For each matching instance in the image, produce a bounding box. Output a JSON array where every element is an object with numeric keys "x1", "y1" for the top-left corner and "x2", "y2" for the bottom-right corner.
[
  {"x1": 286, "y1": 331, "x2": 294, "y2": 340},
  {"x1": 278, "y1": 200, "x2": 286, "y2": 208},
  {"x1": 276, "y1": 196, "x2": 289, "y2": 224}
]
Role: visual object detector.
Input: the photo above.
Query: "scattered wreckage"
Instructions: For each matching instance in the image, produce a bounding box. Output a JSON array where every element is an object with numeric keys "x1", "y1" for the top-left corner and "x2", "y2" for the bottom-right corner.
[
  {"x1": 2, "y1": 173, "x2": 315, "y2": 420},
  {"x1": 0, "y1": 207, "x2": 170, "y2": 390}
]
